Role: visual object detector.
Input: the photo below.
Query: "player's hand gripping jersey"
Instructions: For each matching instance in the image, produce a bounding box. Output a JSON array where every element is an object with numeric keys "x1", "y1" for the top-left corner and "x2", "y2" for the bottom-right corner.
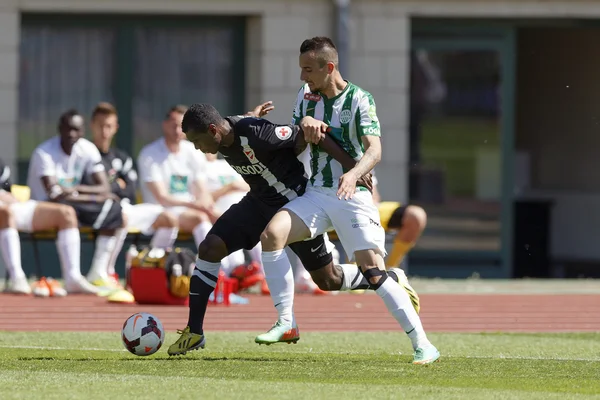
[{"x1": 292, "y1": 82, "x2": 380, "y2": 189}]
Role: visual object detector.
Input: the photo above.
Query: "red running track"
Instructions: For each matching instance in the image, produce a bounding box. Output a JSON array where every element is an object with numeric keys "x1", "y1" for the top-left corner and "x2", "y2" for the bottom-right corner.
[{"x1": 0, "y1": 293, "x2": 599, "y2": 332}]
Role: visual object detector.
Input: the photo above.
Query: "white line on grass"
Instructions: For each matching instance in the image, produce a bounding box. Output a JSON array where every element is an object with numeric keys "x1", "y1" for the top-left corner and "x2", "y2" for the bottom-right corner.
[
  {"x1": 0, "y1": 345, "x2": 598, "y2": 362},
  {"x1": 0, "y1": 345, "x2": 126, "y2": 352}
]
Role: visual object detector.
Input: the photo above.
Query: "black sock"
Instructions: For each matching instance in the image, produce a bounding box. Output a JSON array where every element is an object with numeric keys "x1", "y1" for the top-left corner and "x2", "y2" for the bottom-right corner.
[{"x1": 187, "y1": 274, "x2": 215, "y2": 335}]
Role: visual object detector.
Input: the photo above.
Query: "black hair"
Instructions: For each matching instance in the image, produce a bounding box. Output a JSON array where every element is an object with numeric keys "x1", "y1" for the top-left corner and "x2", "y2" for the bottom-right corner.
[
  {"x1": 300, "y1": 36, "x2": 337, "y2": 54},
  {"x1": 181, "y1": 103, "x2": 223, "y2": 134},
  {"x1": 299, "y1": 36, "x2": 339, "y2": 67}
]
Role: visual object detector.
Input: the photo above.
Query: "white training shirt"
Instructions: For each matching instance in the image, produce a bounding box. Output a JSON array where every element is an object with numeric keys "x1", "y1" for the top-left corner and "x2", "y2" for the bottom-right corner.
[
  {"x1": 205, "y1": 158, "x2": 247, "y2": 212},
  {"x1": 27, "y1": 136, "x2": 105, "y2": 201},
  {"x1": 137, "y1": 138, "x2": 208, "y2": 205}
]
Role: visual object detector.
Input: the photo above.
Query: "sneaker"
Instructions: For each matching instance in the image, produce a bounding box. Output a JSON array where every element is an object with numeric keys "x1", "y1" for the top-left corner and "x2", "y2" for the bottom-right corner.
[
  {"x1": 255, "y1": 321, "x2": 300, "y2": 345},
  {"x1": 413, "y1": 345, "x2": 440, "y2": 365},
  {"x1": 4, "y1": 276, "x2": 31, "y2": 295},
  {"x1": 389, "y1": 267, "x2": 420, "y2": 314},
  {"x1": 167, "y1": 326, "x2": 206, "y2": 356},
  {"x1": 65, "y1": 276, "x2": 101, "y2": 294},
  {"x1": 295, "y1": 271, "x2": 327, "y2": 295}
]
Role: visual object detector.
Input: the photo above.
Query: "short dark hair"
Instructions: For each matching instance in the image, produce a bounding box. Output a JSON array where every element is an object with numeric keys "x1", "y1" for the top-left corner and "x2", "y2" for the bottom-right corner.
[
  {"x1": 91, "y1": 102, "x2": 117, "y2": 120},
  {"x1": 299, "y1": 36, "x2": 338, "y2": 67},
  {"x1": 300, "y1": 36, "x2": 337, "y2": 53},
  {"x1": 181, "y1": 103, "x2": 223, "y2": 134},
  {"x1": 58, "y1": 108, "x2": 82, "y2": 127},
  {"x1": 165, "y1": 104, "x2": 188, "y2": 120}
]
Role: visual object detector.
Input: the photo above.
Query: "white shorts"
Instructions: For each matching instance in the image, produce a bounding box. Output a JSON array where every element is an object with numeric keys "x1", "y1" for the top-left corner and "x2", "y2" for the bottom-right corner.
[
  {"x1": 122, "y1": 203, "x2": 164, "y2": 235},
  {"x1": 9, "y1": 200, "x2": 38, "y2": 233},
  {"x1": 165, "y1": 206, "x2": 189, "y2": 218},
  {"x1": 283, "y1": 186, "x2": 386, "y2": 261}
]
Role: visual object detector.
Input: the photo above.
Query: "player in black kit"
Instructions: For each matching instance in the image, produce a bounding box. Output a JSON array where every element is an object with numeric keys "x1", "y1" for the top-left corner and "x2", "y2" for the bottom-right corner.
[{"x1": 167, "y1": 103, "x2": 375, "y2": 355}]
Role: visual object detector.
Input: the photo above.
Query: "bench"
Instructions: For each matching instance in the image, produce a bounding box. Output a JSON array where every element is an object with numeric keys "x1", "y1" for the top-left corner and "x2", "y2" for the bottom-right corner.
[{"x1": 8, "y1": 184, "x2": 195, "y2": 279}]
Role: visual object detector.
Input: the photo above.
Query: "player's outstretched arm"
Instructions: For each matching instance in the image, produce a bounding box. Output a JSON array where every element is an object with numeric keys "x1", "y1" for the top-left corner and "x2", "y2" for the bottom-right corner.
[{"x1": 245, "y1": 101, "x2": 274, "y2": 118}]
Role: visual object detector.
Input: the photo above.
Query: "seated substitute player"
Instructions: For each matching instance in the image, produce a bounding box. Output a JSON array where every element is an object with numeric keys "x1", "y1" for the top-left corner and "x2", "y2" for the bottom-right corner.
[
  {"x1": 88, "y1": 102, "x2": 179, "y2": 288},
  {"x1": 370, "y1": 175, "x2": 428, "y2": 269},
  {"x1": 137, "y1": 105, "x2": 215, "y2": 250},
  {"x1": 0, "y1": 158, "x2": 87, "y2": 294},
  {"x1": 27, "y1": 109, "x2": 127, "y2": 295},
  {"x1": 257, "y1": 36, "x2": 439, "y2": 364},
  {"x1": 166, "y1": 103, "x2": 384, "y2": 356}
]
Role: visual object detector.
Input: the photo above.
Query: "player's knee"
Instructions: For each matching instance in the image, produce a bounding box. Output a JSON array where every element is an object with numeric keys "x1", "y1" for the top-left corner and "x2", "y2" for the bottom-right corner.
[
  {"x1": 0, "y1": 205, "x2": 11, "y2": 227},
  {"x1": 360, "y1": 266, "x2": 388, "y2": 289},
  {"x1": 156, "y1": 211, "x2": 178, "y2": 229},
  {"x1": 187, "y1": 210, "x2": 209, "y2": 227},
  {"x1": 59, "y1": 205, "x2": 78, "y2": 228},
  {"x1": 260, "y1": 225, "x2": 282, "y2": 250},
  {"x1": 403, "y1": 205, "x2": 427, "y2": 234},
  {"x1": 197, "y1": 234, "x2": 228, "y2": 263}
]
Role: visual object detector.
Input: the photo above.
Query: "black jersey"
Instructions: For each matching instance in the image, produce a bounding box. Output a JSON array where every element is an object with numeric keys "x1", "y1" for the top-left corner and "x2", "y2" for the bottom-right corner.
[
  {"x1": 99, "y1": 148, "x2": 138, "y2": 204},
  {"x1": 0, "y1": 159, "x2": 12, "y2": 192},
  {"x1": 218, "y1": 116, "x2": 307, "y2": 206}
]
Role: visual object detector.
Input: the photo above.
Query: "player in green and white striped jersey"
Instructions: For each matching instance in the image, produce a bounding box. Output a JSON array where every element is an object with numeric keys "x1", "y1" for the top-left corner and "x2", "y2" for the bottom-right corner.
[
  {"x1": 257, "y1": 37, "x2": 439, "y2": 365},
  {"x1": 292, "y1": 80, "x2": 380, "y2": 190}
]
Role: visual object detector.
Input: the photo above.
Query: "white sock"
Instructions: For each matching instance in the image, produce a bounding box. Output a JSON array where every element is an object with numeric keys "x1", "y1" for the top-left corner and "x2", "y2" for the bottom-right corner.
[
  {"x1": 107, "y1": 228, "x2": 127, "y2": 276},
  {"x1": 249, "y1": 243, "x2": 262, "y2": 268},
  {"x1": 56, "y1": 228, "x2": 82, "y2": 281},
  {"x1": 0, "y1": 228, "x2": 25, "y2": 280},
  {"x1": 338, "y1": 264, "x2": 366, "y2": 290},
  {"x1": 150, "y1": 227, "x2": 179, "y2": 249},
  {"x1": 87, "y1": 235, "x2": 117, "y2": 282},
  {"x1": 192, "y1": 221, "x2": 212, "y2": 248},
  {"x1": 262, "y1": 249, "x2": 295, "y2": 326},
  {"x1": 376, "y1": 277, "x2": 430, "y2": 350}
]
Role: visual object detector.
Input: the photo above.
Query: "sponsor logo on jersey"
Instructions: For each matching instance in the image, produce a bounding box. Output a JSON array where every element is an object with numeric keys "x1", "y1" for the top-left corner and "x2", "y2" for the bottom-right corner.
[
  {"x1": 232, "y1": 163, "x2": 266, "y2": 175},
  {"x1": 339, "y1": 109, "x2": 352, "y2": 124},
  {"x1": 304, "y1": 93, "x2": 322, "y2": 102},
  {"x1": 275, "y1": 126, "x2": 292, "y2": 140}
]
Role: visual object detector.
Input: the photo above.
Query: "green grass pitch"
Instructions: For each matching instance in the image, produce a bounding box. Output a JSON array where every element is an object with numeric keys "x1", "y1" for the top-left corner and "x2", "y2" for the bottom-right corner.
[{"x1": 1, "y1": 331, "x2": 599, "y2": 399}]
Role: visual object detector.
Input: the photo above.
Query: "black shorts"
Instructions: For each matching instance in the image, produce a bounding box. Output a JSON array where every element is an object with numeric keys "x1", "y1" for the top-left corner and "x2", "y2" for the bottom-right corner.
[
  {"x1": 59, "y1": 199, "x2": 123, "y2": 230},
  {"x1": 387, "y1": 205, "x2": 408, "y2": 230},
  {"x1": 208, "y1": 194, "x2": 332, "y2": 271}
]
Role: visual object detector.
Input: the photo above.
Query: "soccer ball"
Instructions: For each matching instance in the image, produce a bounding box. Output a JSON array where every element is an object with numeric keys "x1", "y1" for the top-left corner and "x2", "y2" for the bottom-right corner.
[{"x1": 121, "y1": 312, "x2": 165, "y2": 356}]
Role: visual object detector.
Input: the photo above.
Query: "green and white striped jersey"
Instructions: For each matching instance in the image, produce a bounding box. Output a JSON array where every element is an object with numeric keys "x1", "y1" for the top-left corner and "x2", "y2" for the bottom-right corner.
[{"x1": 292, "y1": 81, "x2": 380, "y2": 189}]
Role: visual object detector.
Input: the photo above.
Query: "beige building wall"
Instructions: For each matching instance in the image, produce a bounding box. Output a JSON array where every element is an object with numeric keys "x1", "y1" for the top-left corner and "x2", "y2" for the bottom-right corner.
[{"x1": 3, "y1": 0, "x2": 600, "y2": 205}]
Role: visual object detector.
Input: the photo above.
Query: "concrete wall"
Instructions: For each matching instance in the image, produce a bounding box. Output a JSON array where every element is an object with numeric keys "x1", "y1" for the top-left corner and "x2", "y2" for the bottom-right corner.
[
  {"x1": 517, "y1": 27, "x2": 600, "y2": 260},
  {"x1": 3, "y1": 0, "x2": 600, "y2": 270}
]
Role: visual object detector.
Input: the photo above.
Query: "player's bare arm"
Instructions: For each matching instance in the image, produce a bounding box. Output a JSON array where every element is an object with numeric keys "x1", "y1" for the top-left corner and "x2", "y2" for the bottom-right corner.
[
  {"x1": 211, "y1": 180, "x2": 249, "y2": 202},
  {"x1": 41, "y1": 175, "x2": 110, "y2": 203},
  {"x1": 73, "y1": 171, "x2": 111, "y2": 195},
  {"x1": 294, "y1": 125, "x2": 373, "y2": 192},
  {"x1": 337, "y1": 135, "x2": 381, "y2": 200},
  {"x1": 245, "y1": 101, "x2": 274, "y2": 118},
  {"x1": 191, "y1": 178, "x2": 217, "y2": 217},
  {"x1": 299, "y1": 116, "x2": 326, "y2": 144},
  {"x1": 144, "y1": 181, "x2": 200, "y2": 210}
]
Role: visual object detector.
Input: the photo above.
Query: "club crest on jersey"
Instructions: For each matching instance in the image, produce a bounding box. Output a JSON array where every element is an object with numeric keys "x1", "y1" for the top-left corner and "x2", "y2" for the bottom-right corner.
[
  {"x1": 339, "y1": 109, "x2": 352, "y2": 124},
  {"x1": 242, "y1": 147, "x2": 259, "y2": 164},
  {"x1": 275, "y1": 126, "x2": 292, "y2": 141},
  {"x1": 304, "y1": 93, "x2": 321, "y2": 102}
]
